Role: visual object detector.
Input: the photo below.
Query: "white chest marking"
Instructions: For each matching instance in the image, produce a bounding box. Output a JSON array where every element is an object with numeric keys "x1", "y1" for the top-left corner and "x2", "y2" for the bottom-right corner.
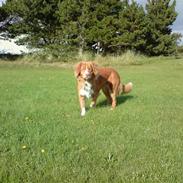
[{"x1": 80, "y1": 81, "x2": 93, "y2": 98}]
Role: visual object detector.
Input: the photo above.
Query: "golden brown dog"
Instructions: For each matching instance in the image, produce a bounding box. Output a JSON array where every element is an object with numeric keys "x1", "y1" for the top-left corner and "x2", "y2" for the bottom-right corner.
[{"x1": 74, "y1": 61, "x2": 133, "y2": 116}]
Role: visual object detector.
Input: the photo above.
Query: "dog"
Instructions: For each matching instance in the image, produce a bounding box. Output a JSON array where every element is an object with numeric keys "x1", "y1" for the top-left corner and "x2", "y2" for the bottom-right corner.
[{"x1": 74, "y1": 61, "x2": 133, "y2": 116}]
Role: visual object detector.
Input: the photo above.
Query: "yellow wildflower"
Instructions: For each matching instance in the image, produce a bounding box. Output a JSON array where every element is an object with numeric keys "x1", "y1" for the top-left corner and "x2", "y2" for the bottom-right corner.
[{"x1": 22, "y1": 145, "x2": 26, "y2": 149}]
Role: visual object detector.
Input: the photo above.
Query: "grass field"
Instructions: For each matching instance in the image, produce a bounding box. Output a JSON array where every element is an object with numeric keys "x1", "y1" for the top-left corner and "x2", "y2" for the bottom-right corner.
[{"x1": 0, "y1": 58, "x2": 183, "y2": 183}]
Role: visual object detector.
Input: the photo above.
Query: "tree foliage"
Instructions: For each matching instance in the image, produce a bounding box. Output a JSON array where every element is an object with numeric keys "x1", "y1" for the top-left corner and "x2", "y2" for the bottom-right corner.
[
  {"x1": 0, "y1": 0, "x2": 178, "y2": 56},
  {"x1": 145, "y1": 0, "x2": 177, "y2": 55}
]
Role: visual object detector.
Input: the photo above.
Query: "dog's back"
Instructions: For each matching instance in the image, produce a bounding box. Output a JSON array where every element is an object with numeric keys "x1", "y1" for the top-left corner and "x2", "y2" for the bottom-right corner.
[{"x1": 94, "y1": 67, "x2": 121, "y2": 93}]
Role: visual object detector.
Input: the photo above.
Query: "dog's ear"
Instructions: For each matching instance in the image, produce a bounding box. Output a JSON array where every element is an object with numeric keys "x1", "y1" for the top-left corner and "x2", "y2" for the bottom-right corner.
[
  {"x1": 91, "y1": 62, "x2": 98, "y2": 76},
  {"x1": 74, "y1": 62, "x2": 82, "y2": 78}
]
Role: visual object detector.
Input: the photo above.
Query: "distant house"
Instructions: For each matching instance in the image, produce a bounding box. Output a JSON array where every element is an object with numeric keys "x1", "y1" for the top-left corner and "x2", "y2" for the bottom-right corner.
[{"x1": 0, "y1": 15, "x2": 37, "y2": 55}]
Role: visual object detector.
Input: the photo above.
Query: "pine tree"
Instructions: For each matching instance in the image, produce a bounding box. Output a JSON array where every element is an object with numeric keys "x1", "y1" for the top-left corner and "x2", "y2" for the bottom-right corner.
[
  {"x1": 0, "y1": 6, "x2": 8, "y2": 22},
  {"x1": 0, "y1": 0, "x2": 27, "y2": 34},
  {"x1": 56, "y1": 0, "x2": 93, "y2": 53},
  {"x1": 112, "y1": 0, "x2": 146, "y2": 53},
  {"x1": 145, "y1": 0, "x2": 177, "y2": 56},
  {"x1": 2, "y1": 0, "x2": 178, "y2": 56},
  {"x1": 3, "y1": 0, "x2": 60, "y2": 45},
  {"x1": 86, "y1": 0, "x2": 125, "y2": 53},
  {"x1": 22, "y1": 0, "x2": 60, "y2": 45}
]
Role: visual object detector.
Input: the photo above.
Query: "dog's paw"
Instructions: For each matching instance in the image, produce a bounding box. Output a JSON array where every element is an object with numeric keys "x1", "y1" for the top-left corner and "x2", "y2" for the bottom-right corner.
[
  {"x1": 90, "y1": 102, "x2": 95, "y2": 108},
  {"x1": 81, "y1": 108, "x2": 86, "y2": 116}
]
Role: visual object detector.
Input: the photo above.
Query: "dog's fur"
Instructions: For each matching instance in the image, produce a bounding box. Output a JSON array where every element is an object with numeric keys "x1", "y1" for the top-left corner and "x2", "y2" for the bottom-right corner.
[{"x1": 74, "y1": 61, "x2": 133, "y2": 116}]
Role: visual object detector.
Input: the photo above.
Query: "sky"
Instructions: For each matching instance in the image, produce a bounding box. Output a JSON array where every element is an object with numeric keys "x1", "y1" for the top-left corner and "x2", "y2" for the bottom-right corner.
[{"x1": 0, "y1": 0, "x2": 182, "y2": 35}]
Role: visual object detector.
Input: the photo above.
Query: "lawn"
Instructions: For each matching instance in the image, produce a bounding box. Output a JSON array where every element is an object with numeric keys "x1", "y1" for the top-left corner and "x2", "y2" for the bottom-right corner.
[{"x1": 0, "y1": 58, "x2": 183, "y2": 183}]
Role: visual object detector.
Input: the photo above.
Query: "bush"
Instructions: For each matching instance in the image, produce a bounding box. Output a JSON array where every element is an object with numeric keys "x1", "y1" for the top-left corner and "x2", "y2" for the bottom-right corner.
[
  {"x1": 94, "y1": 50, "x2": 146, "y2": 66},
  {"x1": 5, "y1": 49, "x2": 152, "y2": 66}
]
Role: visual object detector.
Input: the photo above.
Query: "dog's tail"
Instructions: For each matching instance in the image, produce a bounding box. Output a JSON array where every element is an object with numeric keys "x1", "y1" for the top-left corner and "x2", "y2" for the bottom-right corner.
[{"x1": 119, "y1": 82, "x2": 133, "y2": 94}]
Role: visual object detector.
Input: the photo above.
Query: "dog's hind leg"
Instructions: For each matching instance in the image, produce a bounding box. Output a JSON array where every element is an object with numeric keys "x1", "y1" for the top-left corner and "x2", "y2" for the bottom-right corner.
[
  {"x1": 102, "y1": 85, "x2": 112, "y2": 105},
  {"x1": 110, "y1": 83, "x2": 120, "y2": 109}
]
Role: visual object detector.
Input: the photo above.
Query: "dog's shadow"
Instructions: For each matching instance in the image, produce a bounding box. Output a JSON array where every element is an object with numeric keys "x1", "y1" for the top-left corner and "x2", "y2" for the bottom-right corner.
[{"x1": 96, "y1": 95, "x2": 134, "y2": 108}]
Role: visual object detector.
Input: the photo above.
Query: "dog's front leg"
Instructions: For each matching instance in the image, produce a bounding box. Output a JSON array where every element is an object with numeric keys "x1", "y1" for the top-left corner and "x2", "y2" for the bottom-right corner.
[
  {"x1": 90, "y1": 90, "x2": 99, "y2": 108},
  {"x1": 79, "y1": 95, "x2": 86, "y2": 116}
]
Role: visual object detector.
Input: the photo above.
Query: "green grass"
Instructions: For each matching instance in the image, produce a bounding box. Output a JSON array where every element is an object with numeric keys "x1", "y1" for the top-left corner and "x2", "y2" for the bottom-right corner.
[{"x1": 0, "y1": 58, "x2": 183, "y2": 183}]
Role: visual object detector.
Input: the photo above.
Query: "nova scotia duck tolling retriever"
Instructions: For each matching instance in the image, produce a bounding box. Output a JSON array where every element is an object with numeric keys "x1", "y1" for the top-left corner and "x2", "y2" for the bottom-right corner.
[{"x1": 74, "y1": 61, "x2": 133, "y2": 116}]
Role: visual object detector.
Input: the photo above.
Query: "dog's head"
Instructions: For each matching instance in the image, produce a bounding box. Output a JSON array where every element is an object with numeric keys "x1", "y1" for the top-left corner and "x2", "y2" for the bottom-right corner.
[{"x1": 74, "y1": 62, "x2": 98, "y2": 80}]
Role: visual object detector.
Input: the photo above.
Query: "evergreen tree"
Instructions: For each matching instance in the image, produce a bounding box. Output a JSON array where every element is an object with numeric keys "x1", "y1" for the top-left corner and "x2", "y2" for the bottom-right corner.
[
  {"x1": 2, "y1": 0, "x2": 60, "y2": 45},
  {"x1": 1, "y1": 0, "x2": 178, "y2": 56},
  {"x1": 145, "y1": 0, "x2": 177, "y2": 55},
  {"x1": 112, "y1": 0, "x2": 146, "y2": 53},
  {"x1": 56, "y1": 0, "x2": 123, "y2": 54},
  {"x1": 56, "y1": 0, "x2": 92, "y2": 53},
  {"x1": 0, "y1": 6, "x2": 8, "y2": 22},
  {"x1": 86, "y1": 0, "x2": 125, "y2": 53},
  {"x1": 0, "y1": 1, "x2": 26, "y2": 33},
  {"x1": 22, "y1": 0, "x2": 60, "y2": 45}
]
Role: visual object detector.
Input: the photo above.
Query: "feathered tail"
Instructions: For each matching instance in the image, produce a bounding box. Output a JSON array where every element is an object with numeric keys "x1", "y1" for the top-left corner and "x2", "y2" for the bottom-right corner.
[{"x1": 118, "y1": 82, "x2": 133, "y2": 95}]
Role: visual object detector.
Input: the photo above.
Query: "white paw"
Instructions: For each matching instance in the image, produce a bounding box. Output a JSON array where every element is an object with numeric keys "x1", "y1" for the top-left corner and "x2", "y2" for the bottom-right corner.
[
  {"x1": 81, "y1": 108, "x2": 86, "y2": 116},
  {"x1": 90, "y1": 103, "x2": 95, "y2": 108}
]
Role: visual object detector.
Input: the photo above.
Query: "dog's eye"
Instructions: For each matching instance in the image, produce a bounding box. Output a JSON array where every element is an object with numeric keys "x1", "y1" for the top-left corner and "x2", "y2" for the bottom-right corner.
[{"x1": 88, "y1": 68, "x2": 92, "y2": 71}]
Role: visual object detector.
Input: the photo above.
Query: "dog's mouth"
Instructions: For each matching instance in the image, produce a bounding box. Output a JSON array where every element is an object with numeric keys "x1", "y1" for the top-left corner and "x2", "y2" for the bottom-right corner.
[
  {"x1": 82, "y1": 73, "x2": 92, "y2": 80},
  {"x1": 81, "y1": 70, "x2": 93, "y2": 80}
]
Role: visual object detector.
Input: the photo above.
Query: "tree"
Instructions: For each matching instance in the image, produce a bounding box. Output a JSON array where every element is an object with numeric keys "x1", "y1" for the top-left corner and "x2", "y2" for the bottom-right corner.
[
  {"x1": 2, "y1": 0, "x2": 60, "y2": 45},
  {"x1": 22, "y1": 0, "x2": 60, "y2": 46},
  {"x1": 111, "y1": 0, "x2": 147, "y2": 53},
  {"x1": 1, "y1": 0, "x2": 178, "y2": 56},
  {"x1": 56, "y1": 0, "x2": 92, "y2": 53},
  {"x1": 56, "y1": 0, "x2": 124, "y2": 54},
  {"x1": 0, "y1": 6, "x2": 8, "y2": 22},
  {"x1": 145, "y1": 0, "x2": 177, "y2": 56},
  {"x1": 86, "y1": 0, "x2": 125, "y2": 53}
]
